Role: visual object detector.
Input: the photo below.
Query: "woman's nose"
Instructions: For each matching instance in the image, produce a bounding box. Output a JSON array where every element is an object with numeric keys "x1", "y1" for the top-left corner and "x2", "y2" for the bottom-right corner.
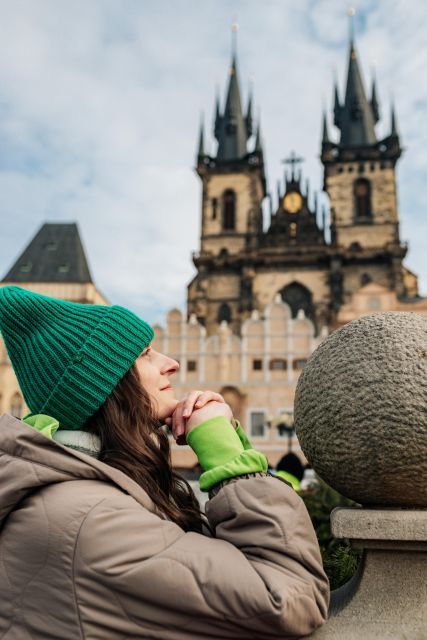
[{"x1": 161, "y1": 355, "x2": 179, "y2": 374}]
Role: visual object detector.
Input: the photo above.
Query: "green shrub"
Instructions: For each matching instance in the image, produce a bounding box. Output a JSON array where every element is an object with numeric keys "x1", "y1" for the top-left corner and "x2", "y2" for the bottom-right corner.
[{"x1": 299, "y1": 477, "x2": 362, "y2": 590}]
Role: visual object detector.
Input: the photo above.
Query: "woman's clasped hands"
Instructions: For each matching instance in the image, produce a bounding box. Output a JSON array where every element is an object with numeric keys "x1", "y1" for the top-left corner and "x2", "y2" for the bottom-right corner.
[{"x1": 164, "y1": 390, "x2": 233, "y2": 445}]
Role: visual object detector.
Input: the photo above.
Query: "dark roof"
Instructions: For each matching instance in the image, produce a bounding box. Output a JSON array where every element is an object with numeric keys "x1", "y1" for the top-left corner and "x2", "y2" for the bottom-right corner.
[
  {"x1": 335, "y1": 40, "x2": 377, "y2": 147},
  {"x1": 2, "y1": 223, "x2": 93, "y2": 283}
]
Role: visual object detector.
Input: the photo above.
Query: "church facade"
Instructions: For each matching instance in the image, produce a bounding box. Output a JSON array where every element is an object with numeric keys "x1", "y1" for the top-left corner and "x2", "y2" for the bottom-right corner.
[{"x1": 187, "y1": 37, "x2": 422, "y2": 337}]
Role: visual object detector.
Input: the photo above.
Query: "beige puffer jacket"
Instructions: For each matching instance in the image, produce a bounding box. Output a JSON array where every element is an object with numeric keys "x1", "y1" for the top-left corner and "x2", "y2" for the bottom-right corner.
[{"x1": 0, "y1": 414, "x2": 329, "y2": 639}]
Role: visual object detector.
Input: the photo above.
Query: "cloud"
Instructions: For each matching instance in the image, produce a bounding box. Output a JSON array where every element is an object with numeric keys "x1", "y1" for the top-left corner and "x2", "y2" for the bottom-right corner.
[{"x1": 0, "y1": 0, "x2": 426, "y2": 324}]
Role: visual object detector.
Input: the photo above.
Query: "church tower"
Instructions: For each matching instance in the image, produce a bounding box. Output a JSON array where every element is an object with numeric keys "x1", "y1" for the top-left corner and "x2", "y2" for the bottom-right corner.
[
  {"x1": 321, "y1": 27, "x2": 414, "y2": 300},
  {"x1": 188, "y1": 31, "x2": 266, "y2": 335}
]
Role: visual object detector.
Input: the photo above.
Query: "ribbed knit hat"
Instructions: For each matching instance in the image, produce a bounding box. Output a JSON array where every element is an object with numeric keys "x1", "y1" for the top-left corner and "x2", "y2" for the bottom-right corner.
[{"x1": 0, "y1": 286, "x2": 154, "y2": 430}]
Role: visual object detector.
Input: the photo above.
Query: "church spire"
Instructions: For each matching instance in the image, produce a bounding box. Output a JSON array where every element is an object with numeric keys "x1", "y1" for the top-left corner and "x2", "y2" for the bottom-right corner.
[
  {"x1": 214, "y1": 24, "x2": 250, "y2": 162},
  {"x1": 336, "y1": 36, "x2": 377, "y2": 146}
]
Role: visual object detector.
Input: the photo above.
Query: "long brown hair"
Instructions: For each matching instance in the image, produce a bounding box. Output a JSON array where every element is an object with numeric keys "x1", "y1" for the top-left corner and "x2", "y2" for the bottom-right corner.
[{"x1": 84, "y1": 364, "x2": 205, "y2": 532}]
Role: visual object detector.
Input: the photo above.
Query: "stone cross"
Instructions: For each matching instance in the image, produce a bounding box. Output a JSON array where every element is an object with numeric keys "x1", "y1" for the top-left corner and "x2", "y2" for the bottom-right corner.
[{"x1": 282, "y1": 151, "x2": 304, "y2": 180}]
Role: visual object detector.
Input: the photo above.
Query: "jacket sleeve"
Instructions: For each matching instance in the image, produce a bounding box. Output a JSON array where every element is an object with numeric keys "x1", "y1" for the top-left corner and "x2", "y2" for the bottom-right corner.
[{"x1": 75, "y1": 475, "x2": 329, "y2": 639}]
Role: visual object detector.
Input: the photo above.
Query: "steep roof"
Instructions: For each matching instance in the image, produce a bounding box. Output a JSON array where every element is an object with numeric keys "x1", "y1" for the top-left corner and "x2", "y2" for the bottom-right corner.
[{"x1": 2, "y1": 223, "x2": 93, "y2": 283}]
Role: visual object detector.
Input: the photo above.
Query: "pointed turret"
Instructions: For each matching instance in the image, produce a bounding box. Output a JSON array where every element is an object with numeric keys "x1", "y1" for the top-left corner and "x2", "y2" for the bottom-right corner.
[
  {"x1": 196, "y1": 114, "x2": 205, "y2": 161},
  {"x1": 322, "y1": 110, "x2": 331, "y2": 144},
  {"x1": 322, "y1": 205, "x2": 328, "y2": 244},
  {"x1": 390, "y1": 102, "x2": 399, "y2": 137},
  {"x1": 246, "y1": 86, "x2": 253, "y2": 139},
  {"x1": 371, "y1": 75, "x2": 380, "y2": 124},
  {"x1": 337, "y1": 38, "x2": 377, "y2": 146},
  {"x1": 305, "y1": 177, "x2": 310, "y2": 201},
  {"x1": 333, "y1": 80, "x2": 342, "y2": 129},
  {"x1": 321, "y1": 106, "x2": 336, "y2": 165},
  {"x1": 254, "y1": 120, "x2": 263, "y2": 153},
  {"x1": 214, "y1": 91, "x2": 221, "y2": 140},
  {"x1": 277, "y1": 180, "x2": 282, "y2": 207}
]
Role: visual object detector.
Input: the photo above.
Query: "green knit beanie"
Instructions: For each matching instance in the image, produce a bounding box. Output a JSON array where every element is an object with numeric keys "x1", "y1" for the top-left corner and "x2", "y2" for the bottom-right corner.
[{"x1": 0, "y1": 286, "x2": 154, "y2": 430}]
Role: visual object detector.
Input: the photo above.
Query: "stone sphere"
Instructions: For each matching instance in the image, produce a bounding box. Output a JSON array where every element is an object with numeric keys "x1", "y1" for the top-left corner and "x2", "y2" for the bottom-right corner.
[{"x1": 295, "y1": 312, "x2": 427, "y2": 506}]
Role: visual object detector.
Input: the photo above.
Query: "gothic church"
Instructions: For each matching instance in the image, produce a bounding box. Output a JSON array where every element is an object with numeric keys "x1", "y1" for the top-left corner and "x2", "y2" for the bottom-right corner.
[{"x1": 188, "y1": 33, "x2": 420, "y2": 336}]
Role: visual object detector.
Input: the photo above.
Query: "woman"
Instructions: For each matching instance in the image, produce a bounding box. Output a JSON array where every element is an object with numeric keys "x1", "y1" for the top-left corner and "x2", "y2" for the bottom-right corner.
[{"x1": 0, "y1": 285, "x2": 329, "y2": 639}]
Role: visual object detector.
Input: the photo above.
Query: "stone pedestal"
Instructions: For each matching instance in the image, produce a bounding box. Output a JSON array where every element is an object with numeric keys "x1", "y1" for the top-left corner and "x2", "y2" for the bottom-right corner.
[
  {"x1": 307, "y1": 508, "x2": 427, "y2": 639},
  {"x1": 294, "y1": 313, "x2": 427, "y2": 639}
]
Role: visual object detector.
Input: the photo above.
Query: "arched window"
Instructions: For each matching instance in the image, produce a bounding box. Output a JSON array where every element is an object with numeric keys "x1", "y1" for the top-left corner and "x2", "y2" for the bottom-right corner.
[
  {"x1": 10, "y1": 392, "x2": 23, "y2": 419},
  {"x1": 354, "y1": 178, "x2": 372, "y2": 219},
  {"x1": 223, "y1": 190, "x2": 236, "y2": 230},
  {"x1": 218, "y1": 302, "x2": 232, "y2": 324},
  {"x1": 280, "y1": 282, "x2": 314, "y2": 321}
]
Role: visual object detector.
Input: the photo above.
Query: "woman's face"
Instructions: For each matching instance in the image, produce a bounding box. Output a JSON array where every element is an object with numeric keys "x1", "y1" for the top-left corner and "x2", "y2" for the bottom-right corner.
[{"x1": 134, "y1": 345, "x2": 179, "y2": 421}]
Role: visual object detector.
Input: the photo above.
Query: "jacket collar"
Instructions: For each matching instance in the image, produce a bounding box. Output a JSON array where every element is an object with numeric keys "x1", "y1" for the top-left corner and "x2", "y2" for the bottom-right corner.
[{"x1": 53, "y1": 430, "x2": 101, "y2": 458}]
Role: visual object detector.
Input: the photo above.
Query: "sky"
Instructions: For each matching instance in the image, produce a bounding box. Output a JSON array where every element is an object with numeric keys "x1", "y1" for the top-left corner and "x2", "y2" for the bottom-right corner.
[{"x1": 0, "y1": 0, "x2": 426, "y2": 324}]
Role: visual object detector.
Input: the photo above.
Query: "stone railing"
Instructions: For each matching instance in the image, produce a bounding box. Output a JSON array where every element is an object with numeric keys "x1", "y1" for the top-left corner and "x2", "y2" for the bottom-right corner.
[{"x1": 294, "y1": 312, "x2": 427, "y2": 639}]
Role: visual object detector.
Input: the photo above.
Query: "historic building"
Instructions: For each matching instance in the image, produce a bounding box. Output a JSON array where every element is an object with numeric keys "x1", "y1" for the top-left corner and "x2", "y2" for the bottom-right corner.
[
  {"x1": 0, "y1": 223, "x2": 108, "y2": 419},
  {"x1": 188, "y1": 34, "x2": 424, "y2": 336}
]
